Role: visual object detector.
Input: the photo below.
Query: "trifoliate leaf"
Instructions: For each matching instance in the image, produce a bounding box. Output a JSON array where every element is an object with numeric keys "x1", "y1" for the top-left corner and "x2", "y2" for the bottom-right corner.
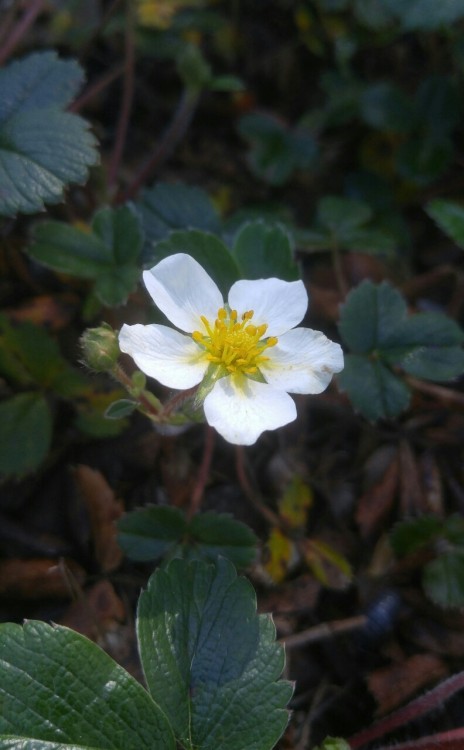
[
  {"x1": 137, "y1": 558, "x2": 292, "y2": 750},
  {"x1": 28, "y1": 205, "x2": 143, "y2": 306},
  {"x1": 0, "y1": 51, "x2": 98, "y2": 216},
  {"x1": 0, "y1": 621, "x2": 175, "y2": 750},
  {"x1": 118, "y1": 506, "x2": 257, "y2": 568}
]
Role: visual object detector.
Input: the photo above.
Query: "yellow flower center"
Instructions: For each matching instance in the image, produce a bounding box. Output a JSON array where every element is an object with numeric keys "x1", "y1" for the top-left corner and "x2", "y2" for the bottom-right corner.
[{"x1": 192, "y1": 307, "x2": 278, "y2": 376}]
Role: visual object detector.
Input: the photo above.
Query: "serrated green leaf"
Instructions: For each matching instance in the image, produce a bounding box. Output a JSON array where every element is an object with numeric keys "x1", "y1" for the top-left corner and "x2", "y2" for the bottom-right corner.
[
  {"x1": 425, "y1": 199, "x2": 464, "y2": 250},
  {"x1": 0, "y1": 51, "x2": 84, "y2": 120},
  {"x1": 317, "y1": 196, "x2": 372, "y2": 233},
  {"x1": 28, "y1": 206, "x2": 143, "y2": 305},
  {"x1": 0, "y1": 109, "x2": 98, "y2": 216},
  {"x1": 232, "y1": 220, "x2": 299, "y2": 280},
  {"x1": 338, "y1": 280, "x2": 407, "y2": 354},
  {"x1": 187, "y1": 512, "x2": 258, "y2": 567},
  {"x1": 118, "y1": 507, "x2": 257, "y2": 568},
  {"x1": 337, "y1": 354, "x2": 411, "y2": 421},
  {"x1": 92, "y1": 204, "x2": 143, "y2": 264},
  {"x1": 134, "y1": 182, "x2": 221, "y2": 259},
  {"x1": 152, "y1": 229, "x2": 240, "y2": 294},
  {"x1": 0, "y1": 620, "x2": 175, "y2": 749},
  {"x1": 390, "y1": 516, "x2": 444, "y2": 557},
  {"x1": 0, "y1": 393, "x2": 52, "y2": 478},
  {"x1": 423, "y1": 552, "x2": 464, "y2": 608},
  {"x1": 138, "y1": 558, "x2": 292, "y2": 750}
]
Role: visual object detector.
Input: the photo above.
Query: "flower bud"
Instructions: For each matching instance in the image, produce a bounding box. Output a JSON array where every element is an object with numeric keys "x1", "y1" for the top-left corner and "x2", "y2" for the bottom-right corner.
[{"x1": 81, "y1": 324, "x2": 120, "y2": 372}]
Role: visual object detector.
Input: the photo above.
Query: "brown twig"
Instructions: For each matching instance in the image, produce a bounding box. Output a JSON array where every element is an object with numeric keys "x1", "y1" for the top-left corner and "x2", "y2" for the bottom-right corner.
[
  {"x1": 188, "y1": 425, "x2": 215, "y2": 518},
  {"x1": 107, "y1": 0, "x2": 136, "y2": 189},
  {"x1": 281, "y1": 615, "x2": 366, "y2": 649},
  {"x1": 235, "y1": 446, "x2": 282, "y2": 528},
  {"x1": 406, "y1": 375, "x2": 464, "y2": 408},
  {"x1": 374, "y1": 727, "x2": 464, "y2": 750},
  {"x1": 349, "y1": 670, "x2": 464, "y2": 749},
  {"x1": 0, "y1": 0, "x2": 46, "y2": 66},
  {"x1": 116, "y1": 88, "x2": 200, "y2": 203}
]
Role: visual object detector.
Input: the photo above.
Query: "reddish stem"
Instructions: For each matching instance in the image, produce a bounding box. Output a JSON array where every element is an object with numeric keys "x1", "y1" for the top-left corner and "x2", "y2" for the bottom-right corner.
[
  {"x1": 235, "y1": 446, "x2": 282, "y2": 528},
  {"x1": 374, "y1": 727, "x2": 464, "y2": 750},
  {"x1": 116, "y1": 88, "x2": 199, "y2": 203},
  {"x1": 349, "y1": 671, "x2": 464, "y2": 749},
  {"x1": 188, "y1": 425, "x2": 215, "y2": 518},
  {"x1": 69, "y1": 64, "x2": 124, "y2": 113},
  {"x1": 107, "y1": 0, "x2": 135, "y2": 189},
  {"x1": 0, "y1": 0, "x2": 46, "y2": 66}
]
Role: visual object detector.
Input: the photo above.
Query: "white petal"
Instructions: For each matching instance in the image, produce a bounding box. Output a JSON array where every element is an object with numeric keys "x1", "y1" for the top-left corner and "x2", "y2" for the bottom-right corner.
[
  {"x1": 262, "y1": 327, "x2": 344, "y2": 394},
  {"x1": 203, "y1": 375, "x2": 297, "y2": 445},
  {"x1": 228, "y1": 278, "x2": 307, "y2": 336},
  {"x1": 119, "y1": 323, "x2": 207, "y2": 389},
  {"x1": 143, "y1": 254, "x2": 224, "y2": 333}
]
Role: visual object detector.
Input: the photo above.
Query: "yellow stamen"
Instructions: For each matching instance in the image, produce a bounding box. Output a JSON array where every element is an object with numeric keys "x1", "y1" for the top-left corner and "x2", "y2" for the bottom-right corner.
[{"x1": 192, "y1": 307, "x2": 278, "y2": 376}]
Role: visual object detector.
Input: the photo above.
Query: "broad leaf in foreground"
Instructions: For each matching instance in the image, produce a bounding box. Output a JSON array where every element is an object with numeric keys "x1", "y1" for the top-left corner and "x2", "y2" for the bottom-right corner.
[
  {"x1": 137, "y1": 558, "x2": 292, "y2": 750},
  {"x1": 0, "y1": 620, "x2": 175, "y2": 750},
  {"x1": 0, "y1": 51, "x2": 98, "y2": 216}
]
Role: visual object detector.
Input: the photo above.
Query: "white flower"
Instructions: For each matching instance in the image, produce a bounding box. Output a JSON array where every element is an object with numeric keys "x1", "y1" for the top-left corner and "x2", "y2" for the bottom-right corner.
[{"x1": 119, "y1": 253, "x2": 344, "y2": 445}]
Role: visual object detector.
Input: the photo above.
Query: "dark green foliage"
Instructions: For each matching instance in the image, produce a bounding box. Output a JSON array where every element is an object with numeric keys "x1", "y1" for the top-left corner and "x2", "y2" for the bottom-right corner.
[
  {"x1": 118, "y1": 506, "x2": 257, "y2": 568},
  {"x1": 338, "y1": 281, "x2": 464, "y2": 420},
  {"x1": 29, "y1": 205, "x2": 143, "y2": 306}
]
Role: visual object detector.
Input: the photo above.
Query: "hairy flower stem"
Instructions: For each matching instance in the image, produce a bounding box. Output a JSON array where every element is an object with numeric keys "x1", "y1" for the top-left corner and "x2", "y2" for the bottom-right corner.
[
  {"x1": 116, "y1": 89, "x2": 200, "y2": 203},
  {"x1": 188, "y1": 425, "x2": 215, "y2": 519},
  {"x1": 107, "y1": 0, "x2": 135, "y2": 189},
  {"x1": 112, "y1": 363, "x2": 160, "y2": 417},
  {"x1": 0, "y1": 0, "x2": 46, "y2": 66},
  {"x1": 349, "y1": 670, "x2": 464, "y2": 749}
]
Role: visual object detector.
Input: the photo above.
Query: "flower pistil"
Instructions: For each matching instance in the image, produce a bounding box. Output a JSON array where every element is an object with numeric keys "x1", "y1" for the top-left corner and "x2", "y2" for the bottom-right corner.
[{"x1": 192, "y1": 307, "x2": 278, "y2": 376}]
